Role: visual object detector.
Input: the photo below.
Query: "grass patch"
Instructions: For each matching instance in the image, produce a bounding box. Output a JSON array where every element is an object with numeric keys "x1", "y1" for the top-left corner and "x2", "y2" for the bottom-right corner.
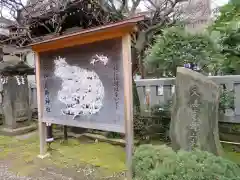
[
  {"x1": 222, "y1": 143, "x2": 240, "y2": 164},
  {"x1": 0, "y1": 133, "x2": 126, "y2": 176},
  {"x1": 0, "y1": 135, "x2": 22, "y2": 158}
]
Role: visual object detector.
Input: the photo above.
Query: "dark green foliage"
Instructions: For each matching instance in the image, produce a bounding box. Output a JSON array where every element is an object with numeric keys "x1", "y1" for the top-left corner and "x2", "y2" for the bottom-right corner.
[
  {"x1": 133, "y1": 79, "x2": 140, "y2": 113},
  {"x1": 211, "y1": 0, "x2": 240, "y2": 33},
  {"x1": 210, "y1": 0, "x2": 240, "y2": 75},
  {"x1": 151, "y1": 100, "x2": 172, "y2": 120},
  {"x1": 133, "y1": 91, "x2": 233, "y2": 142},
  {"x1": 105, "y1": 131, "x2": 123, "y2": 139},
  {"x1": 219, "y1": 123, "x2": 240, "y2": 135},
  {"x1": 218, "y1": 25, "x2": 240, "y2": 74},
  {"x1": 150, "y1": 102, "x2": 172, "y2": 140},
  {"x1": 133, "y1": 102, "x2": 171, "y2": 141},
  {"x1": 144, "y1": 27, "x2": 223, "y2": 77},
  {"x1": 133, "y1": 115, "x2": 149, "y2": 139},
  {"x1": 133, "y1": 144, "x2": 240, "y2": 180},
  {"x1": 219, "y1": 90, "x2": 234, "y2": 111}
]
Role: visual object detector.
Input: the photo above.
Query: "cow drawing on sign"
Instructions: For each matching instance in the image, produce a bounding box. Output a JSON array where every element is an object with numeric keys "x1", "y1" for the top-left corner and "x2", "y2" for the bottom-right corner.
[{"x1": 54, "y1": 55, "x2": 108, "y2": 119}]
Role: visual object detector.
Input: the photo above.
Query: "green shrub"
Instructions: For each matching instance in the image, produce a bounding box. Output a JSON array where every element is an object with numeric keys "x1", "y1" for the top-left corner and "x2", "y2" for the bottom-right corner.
[
  {"x1": 106, "y1": 131, "x2": 123, "y2": 139},
  {"x1": 133, "y1": 144, "x2": 240, "y2": 180},
  {"x1": 150, "y1": 103, "x2": 171, "y2": 141},
  {"x1": 144, "y1": 27, "x2": 223, "y2": 77}
]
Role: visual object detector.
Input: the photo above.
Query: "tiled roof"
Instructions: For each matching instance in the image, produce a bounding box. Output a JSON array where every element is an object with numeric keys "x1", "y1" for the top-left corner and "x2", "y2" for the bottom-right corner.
[{"x1": 0, "y1": 17, "x2": 15, "y2": 27}]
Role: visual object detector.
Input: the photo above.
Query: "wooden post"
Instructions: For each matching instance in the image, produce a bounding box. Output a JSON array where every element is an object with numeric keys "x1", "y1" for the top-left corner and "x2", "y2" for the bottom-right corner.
[
  {"x1": 63, "y1": 125, "x2": 68, "y2": 141},
  {"x1": 35, "y1": 52, "x2": 49, "y2": 159},
  {"x1": 122, "y1": 34, "x2": 134, "y2": 180}
]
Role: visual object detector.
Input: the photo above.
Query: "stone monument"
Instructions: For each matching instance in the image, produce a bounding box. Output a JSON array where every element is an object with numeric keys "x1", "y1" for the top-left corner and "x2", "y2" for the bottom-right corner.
[{"x1": 170, "y1": 67, "x2": 222, "y2": 155}]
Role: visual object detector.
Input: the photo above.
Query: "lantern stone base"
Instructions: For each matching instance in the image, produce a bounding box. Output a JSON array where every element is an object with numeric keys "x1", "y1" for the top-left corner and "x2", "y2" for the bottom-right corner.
[{"x1": 0, "y1": 123, "x2": 37, "y2": 136}]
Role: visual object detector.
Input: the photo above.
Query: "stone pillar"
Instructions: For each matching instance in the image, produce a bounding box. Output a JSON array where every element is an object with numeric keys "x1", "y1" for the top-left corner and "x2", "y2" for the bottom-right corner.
[
  {"x1": 0, "y1": 80, "x2": 3, "y2": 125},
  {"x1": 2, "y1": 76, "x2": 31, "y2": 129},
  {"x1": 0, "y1": 48, "x2": 3, "y2": 61},
  {"x1": 170, "y1": 67, "x2": 222, "y2": 155}
]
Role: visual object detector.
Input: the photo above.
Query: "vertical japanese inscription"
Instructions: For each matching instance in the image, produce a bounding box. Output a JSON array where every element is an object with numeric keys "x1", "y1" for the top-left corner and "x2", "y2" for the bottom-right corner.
[
  {"x1": 113, "y1": 63, "x2": 119, "y2": 110},
  {"x1": 44, "y1": 75, "x2": 51, "y2": 113},
  {"x1": 188, "y1": 85, "x2": 201, "y2": 149}
]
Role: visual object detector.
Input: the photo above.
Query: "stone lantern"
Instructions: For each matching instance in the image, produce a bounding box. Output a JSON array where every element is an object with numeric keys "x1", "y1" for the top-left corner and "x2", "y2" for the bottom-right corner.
[{"x1": 0, "y1": 50, "x2": 36, "y2": 136}]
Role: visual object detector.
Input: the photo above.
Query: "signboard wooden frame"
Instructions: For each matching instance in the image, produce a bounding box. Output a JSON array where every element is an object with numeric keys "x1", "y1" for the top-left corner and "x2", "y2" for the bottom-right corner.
[{"x1": 31, "y1": 16, "x2": 144, "y2": 179}]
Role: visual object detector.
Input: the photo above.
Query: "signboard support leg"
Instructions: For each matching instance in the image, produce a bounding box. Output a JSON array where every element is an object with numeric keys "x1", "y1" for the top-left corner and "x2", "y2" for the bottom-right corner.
[
  {"x1": 38, "y1": 122, "x2": 49, "y2": 159},
  {"x1": 122, "y1": 34, "x2": 133, "y2": 180},
  {"x1": 35, "y1": 52, "x2": 49, "y2": 159}
]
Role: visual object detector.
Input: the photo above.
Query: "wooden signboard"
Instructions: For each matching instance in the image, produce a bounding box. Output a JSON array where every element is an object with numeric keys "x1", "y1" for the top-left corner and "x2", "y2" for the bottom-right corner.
[
  {"x1": 31, "y1": 16, "x2": 144, "y2": 179},
  {"x1": 39, "y1": 38, "x2": 125, "y2": 132}
]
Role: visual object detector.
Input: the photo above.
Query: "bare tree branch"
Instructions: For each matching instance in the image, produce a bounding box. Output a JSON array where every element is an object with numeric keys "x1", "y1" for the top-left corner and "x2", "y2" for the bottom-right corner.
[
  {"x1": 0, "y1": 0, "x2": 211, "y2": 78},
  {"x1": 130, "y1": 0, "x2": 141, "y2": 16}
]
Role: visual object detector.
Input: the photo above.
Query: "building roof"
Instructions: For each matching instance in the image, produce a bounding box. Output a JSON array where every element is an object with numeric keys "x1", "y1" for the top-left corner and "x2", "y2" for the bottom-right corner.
[
  {"x1": 0, "y1": 60, "x2": 34, "y2": 76},
  {"x1": 0, "y1": 17, "x2": 15, "y2": 27}
]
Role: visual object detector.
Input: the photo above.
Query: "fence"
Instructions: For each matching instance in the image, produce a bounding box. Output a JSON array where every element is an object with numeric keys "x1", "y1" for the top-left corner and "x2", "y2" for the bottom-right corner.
[
  {"x1": 135, "y1": 75, "x2": 240, "y2": 123},
  {"x1": 28, "y1": 75, "x2": 240, "y2": 123}
]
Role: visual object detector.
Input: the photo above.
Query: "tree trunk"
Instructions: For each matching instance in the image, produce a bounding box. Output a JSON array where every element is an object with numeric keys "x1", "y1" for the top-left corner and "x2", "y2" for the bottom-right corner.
[{"x1": 133, "y1": 77, "x2": 140, "y2": 114}]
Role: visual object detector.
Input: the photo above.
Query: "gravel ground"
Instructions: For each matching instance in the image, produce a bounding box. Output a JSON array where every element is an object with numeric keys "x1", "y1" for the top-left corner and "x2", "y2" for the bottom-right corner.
[
  {"x1": 0, "y1": 162, "x2": 32, "y2": 180},
  {"x1": 0, "y1": 161, "x2": 125, "y2": 180},
  {"x1": 0, "y1": 160, "x2": 90, "y2": 180}
]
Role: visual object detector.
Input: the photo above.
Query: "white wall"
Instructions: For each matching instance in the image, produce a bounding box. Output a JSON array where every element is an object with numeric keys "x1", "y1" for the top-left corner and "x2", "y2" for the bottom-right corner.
[{"x1": 26, "y1": 51, "x2": 36, "y2": 88}]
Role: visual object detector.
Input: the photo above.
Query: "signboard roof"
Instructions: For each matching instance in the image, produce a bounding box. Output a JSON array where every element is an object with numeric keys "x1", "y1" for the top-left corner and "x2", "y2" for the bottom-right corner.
[{"x1": 30, "y1": 16, "x2": 144, "y2": 52}]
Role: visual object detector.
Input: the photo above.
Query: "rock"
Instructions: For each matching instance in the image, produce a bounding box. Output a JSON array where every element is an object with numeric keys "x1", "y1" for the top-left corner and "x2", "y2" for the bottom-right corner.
[{"x1": 170, "y1": 67, "x2": 222, "y2": 155}]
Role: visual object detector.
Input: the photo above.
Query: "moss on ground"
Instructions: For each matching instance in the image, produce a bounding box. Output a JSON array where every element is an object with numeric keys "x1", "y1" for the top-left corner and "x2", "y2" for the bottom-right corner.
[
  {"x1": 0, "y1": 135, "x2": 21, "y2": 158},
  {"x1": 0, "y1": 133, "x2": 126, "y2": 176},
  {"x1": 1, "y1": 133, "x2": 240, "y2": 177},
  {"x1": 222, "y1": 143, "x2": 240, "y2": 164},
  {"x1": 49, "y1": 137, "x2": 126, "y2": 172}
]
